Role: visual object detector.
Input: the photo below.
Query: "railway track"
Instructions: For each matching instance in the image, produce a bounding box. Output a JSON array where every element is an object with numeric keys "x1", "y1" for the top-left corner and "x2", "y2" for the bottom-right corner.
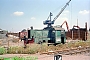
[{"x1": 41, "y1": 46, "x2": 90, "y2": 55}]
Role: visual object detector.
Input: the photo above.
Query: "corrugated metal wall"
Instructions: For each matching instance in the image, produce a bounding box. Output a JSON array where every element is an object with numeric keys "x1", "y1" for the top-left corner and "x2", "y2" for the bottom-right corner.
[{"x1": 66, "y1": 28, "x2": 87, "y2": 40}]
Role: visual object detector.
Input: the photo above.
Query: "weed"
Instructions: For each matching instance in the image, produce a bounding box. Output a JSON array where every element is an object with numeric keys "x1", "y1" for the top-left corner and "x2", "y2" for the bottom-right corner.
[
  {"x1": 0, "y1": 56, "x2": 38, "y2": 60},
  {"x1": 0, "y1": 47, "x2": 6, "y2": 55}
]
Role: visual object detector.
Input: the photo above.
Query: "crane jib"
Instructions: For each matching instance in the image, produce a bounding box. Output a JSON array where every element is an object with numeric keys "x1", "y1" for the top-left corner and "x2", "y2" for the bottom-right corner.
[
  {"x1": 43, "y1": 0, "x2": 71, "y2": 28},
  {"x1": 53, "y1": 0, "x2": 71, "y2": 21}
]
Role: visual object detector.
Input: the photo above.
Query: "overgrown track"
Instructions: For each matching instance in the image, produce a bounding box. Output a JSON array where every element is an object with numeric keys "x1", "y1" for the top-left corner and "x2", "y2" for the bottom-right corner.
[{"x1": 41, "y1": 46, "x2": 90, "y2": 55}]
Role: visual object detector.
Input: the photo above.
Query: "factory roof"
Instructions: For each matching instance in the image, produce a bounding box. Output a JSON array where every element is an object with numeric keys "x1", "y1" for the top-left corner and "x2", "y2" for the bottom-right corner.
[{"x1": 53, "y1": 25, "x2": 65, "y2": 30}]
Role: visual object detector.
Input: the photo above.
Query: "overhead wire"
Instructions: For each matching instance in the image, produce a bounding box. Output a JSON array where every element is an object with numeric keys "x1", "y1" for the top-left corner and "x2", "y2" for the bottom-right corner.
[{"x1": 70, "y1": 0, "x2": 72, "y2": 28}]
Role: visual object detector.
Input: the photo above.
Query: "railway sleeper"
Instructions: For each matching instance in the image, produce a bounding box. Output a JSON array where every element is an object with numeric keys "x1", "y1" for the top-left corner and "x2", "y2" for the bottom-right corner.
[
  {"x1": 74, "y1": 50, "x2": 82, "y2": 54},
  {"x1": 86, "y1": 49, "x2": 90, "y2": 53},
  {"x1": 62, "y1": 49, "x2": 70, "y2": 53},
  {"x1": 85, "y1": 46, "x2": 90, "y2": 49},
  {"x1": 40, "y1": 52, "x2": 48, "y2": 55},
  {"x1": 63, "y1": 52, "x2": 71, "y2": 55},
  {"x1": 62, "y1": 51, "x2": 76, "y2": 55},
  {"x1": 78, "y1": 47, "x2": 85, "y2": 50},
  {"x1": 70, "y1": 48, "x2": 78, "y2": 51},
  {"x1": 55, "y1": 50, "x2": 63, "y2": 54},
  {"x1": 70, "y1": 52, "x2": 76, "y2": 55},
  {"x1": 80, "y1": 50, "x2": 87, "y2": 53},
  {"x1": 47, "y1": 51, "x2": 55, "y2": 55}
]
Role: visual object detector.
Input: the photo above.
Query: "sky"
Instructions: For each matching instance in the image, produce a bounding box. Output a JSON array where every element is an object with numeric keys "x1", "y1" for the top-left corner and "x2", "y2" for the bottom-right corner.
[{"x1": 0, "y1": 0, "x2": 90, "y2": 32}]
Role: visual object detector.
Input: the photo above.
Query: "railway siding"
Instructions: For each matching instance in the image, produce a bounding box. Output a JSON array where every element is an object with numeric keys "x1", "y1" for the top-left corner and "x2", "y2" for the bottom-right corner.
[{"x1": 41, "y1": 46, "x2": 90, "y2": 55}]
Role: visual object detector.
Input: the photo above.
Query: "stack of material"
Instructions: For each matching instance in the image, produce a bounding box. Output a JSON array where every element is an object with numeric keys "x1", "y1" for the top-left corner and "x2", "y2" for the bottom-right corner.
[{"x1": 0, "y1": 29, "x2": 7, "y2": 39}]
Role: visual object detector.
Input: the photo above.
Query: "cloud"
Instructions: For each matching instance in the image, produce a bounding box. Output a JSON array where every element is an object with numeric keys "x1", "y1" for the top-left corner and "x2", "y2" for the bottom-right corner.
[
  {"x1": 31, "y1": 17, "x2": 36, "y2": 20},
  {"x1": 62, "y1": 14, "x2": 67, "y2": 16},
  {"x1": 79, "y1": 10, "x2": 89, "y2": 15},
  {"x1": 13, "y1": 11, "x2": 24, "y2": 16},
  {"x1": 56, "y1": 17, "x2": 68, "y2": 21},
  {"x1": 62, "y1": 10, "x2": 69, "y2": 16},
  {"x1": 64, "y1": 10, "x2": 69, "y2": 13}
]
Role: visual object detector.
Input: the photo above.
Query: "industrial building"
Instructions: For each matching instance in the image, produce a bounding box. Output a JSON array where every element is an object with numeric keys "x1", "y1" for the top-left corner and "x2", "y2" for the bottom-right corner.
[{"x1": 66, "y1": 22, "x2": 88, "y2": 41}]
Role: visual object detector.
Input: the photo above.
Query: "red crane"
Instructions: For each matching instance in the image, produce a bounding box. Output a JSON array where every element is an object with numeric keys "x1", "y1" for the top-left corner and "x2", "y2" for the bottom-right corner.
[{"x1": 60, "y1": 21, "x2": 70, "y2": 32}]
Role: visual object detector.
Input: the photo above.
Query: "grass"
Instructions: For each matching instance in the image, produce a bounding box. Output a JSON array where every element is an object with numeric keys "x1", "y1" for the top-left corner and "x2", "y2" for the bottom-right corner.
[
  {"x1": 7, "y1": 44, "x2": 40, "y2": 54},
  {"x1": 0, "y1": 56, "x2": 38, "y2": 60},
  {"x1": 0, "y1": 47, "x2": 6, "y2": 55},
  {"x1": 0, "y1": 39, "x2": 90, "y2": 54}
]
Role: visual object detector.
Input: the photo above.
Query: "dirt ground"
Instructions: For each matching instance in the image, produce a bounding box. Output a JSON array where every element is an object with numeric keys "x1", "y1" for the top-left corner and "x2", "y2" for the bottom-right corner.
[{"x1": 0, "y1": 53, "x2": 90, "y2": 60}]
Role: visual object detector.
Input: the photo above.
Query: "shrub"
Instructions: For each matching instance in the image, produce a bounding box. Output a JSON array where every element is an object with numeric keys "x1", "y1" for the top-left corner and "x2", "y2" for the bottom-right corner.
[{"x1": 0, "y1": 47, "x2": 6, "y2": 55}]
